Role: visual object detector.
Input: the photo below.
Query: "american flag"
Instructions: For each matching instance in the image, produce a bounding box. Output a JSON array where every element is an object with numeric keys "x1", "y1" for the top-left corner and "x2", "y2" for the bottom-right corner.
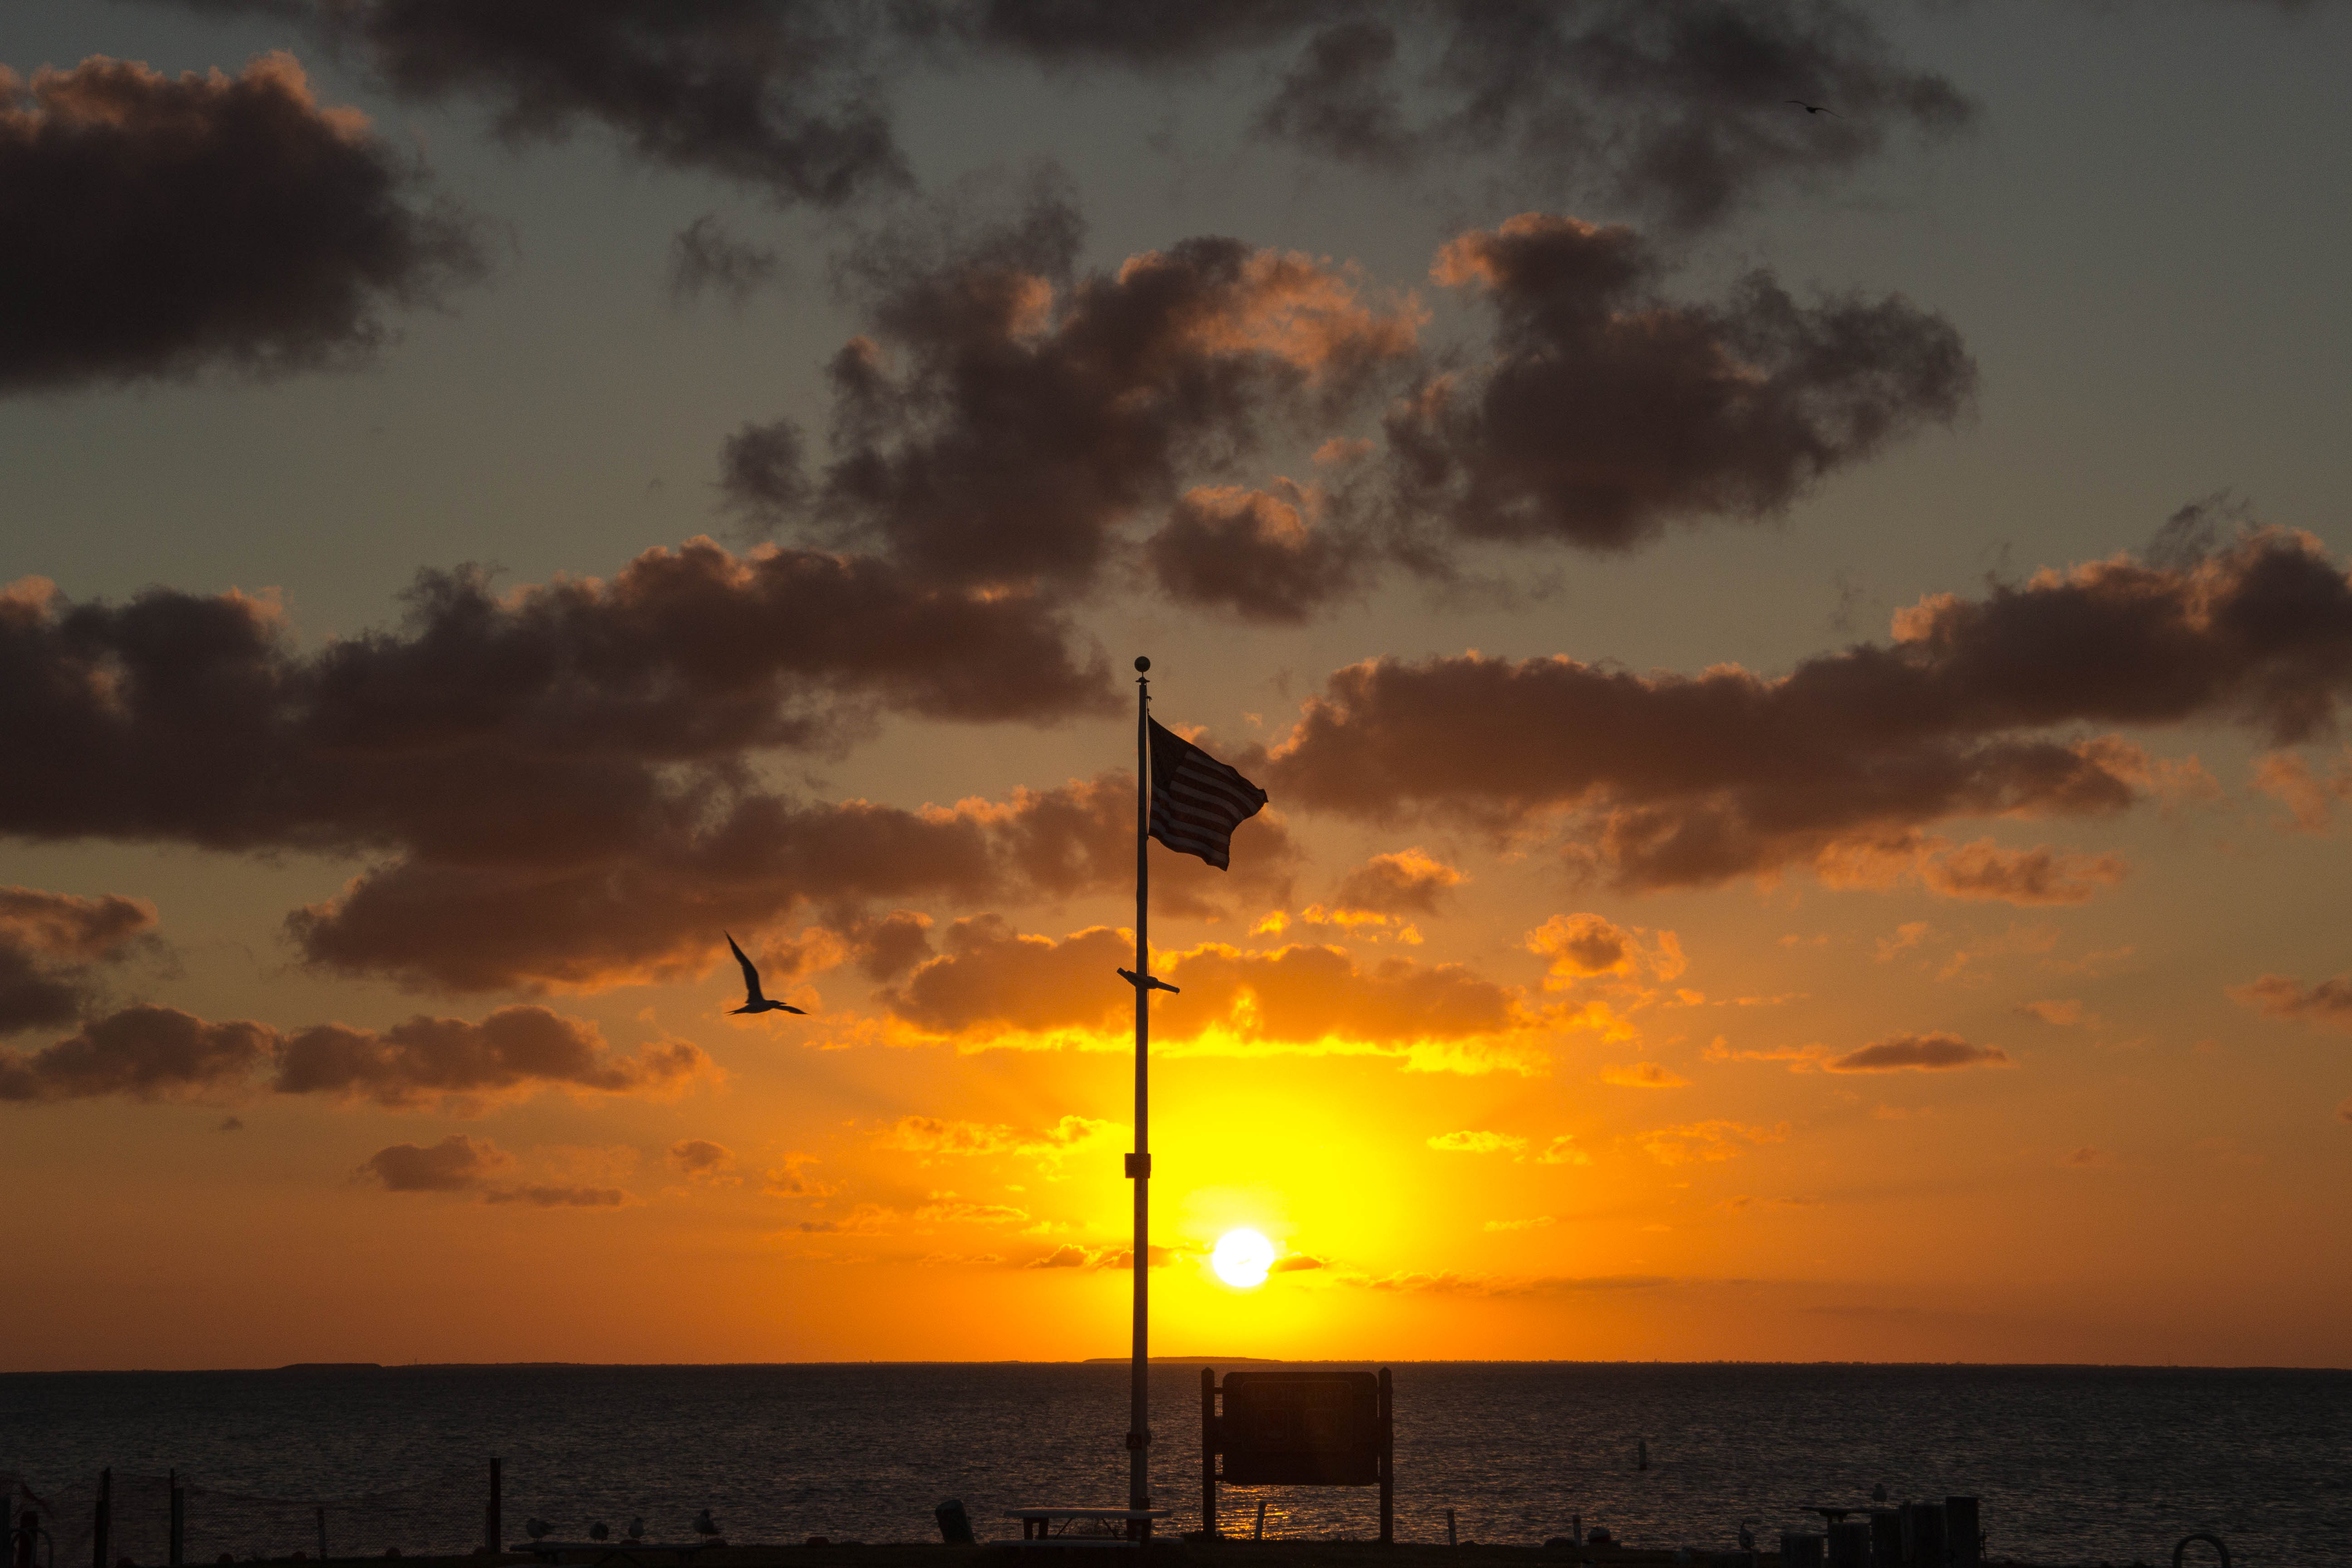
[{"x1": 1147, "y1": 717, "x2": 1268, "y2": 870}]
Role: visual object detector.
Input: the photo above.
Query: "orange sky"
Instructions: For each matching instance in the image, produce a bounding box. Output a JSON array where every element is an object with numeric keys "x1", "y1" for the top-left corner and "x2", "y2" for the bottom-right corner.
[{"x1": 3, "y1": 0, "x2": 2349, "y2": 1371}]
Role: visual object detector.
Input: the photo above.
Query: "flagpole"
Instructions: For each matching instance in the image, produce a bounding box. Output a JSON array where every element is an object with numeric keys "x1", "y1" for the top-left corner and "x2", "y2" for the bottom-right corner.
[{"x1": 1128, "y1": 654, "x2": 1152, "y2": 1519}]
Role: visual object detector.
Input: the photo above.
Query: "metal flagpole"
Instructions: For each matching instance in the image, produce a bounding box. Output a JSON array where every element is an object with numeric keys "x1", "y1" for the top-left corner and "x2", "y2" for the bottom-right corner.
[{"x1": 1128, "y1": 655, "x2": 1152, "y2": 1518}]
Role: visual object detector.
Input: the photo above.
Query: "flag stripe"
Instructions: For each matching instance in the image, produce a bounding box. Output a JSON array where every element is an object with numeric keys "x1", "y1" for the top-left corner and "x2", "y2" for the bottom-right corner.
[{"x1": 1145, "y1": 718, "x2": 1267, "y2": 871}]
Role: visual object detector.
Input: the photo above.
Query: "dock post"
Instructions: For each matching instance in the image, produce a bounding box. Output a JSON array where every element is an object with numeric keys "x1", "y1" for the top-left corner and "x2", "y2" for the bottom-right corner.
[
  {"x1": 1378, "y1": 1367, "x2": 1394, "y2": 1547},
  {"x1": 1779, "y1": 1533, "x2": 1824, "y2": 1568},
  {"x1": 1945, "y1": 1498, "x2": 1979, "y2": 1568},
  {"x1": 316, "y1": 1507, "x2": 327, "y2": 1565},
  {"x1": 93, "y1": 1470, "x2": 110, "y2": 1568},
  {"x1": 1902, "y1": 1504, "x2": 1946, "y2": 1568},
  {"x1": 1869, "y1": 1510, "x2": 1903, "y2": 1568},
  {"x1": 169, "y1": 1472, "x2": 183, "y2": 1568},
  {"x1": 1200, "y1": 1371, "x2": 1216, "y2": 1543},
  {"x1": 1445, "y1": 1510, "x2": 1455, "y2": 1547},
  {"x1": 1827, "y1": 1520, "x2": 1870, "y2": 1568},
  {"x1": 486, "y1": 1459, "x2": 501, "y2": 1556}
]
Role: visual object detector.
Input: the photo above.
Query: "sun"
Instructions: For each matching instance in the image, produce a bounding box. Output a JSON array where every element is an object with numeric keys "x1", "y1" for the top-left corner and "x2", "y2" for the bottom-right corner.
[{"x1": 1210, "y1": 1228, "x2": 1277, "y2": 1288}]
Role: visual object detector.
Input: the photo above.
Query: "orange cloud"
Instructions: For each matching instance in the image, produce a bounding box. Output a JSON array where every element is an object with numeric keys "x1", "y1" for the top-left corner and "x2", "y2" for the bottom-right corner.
[
  {"x1": 2229, "y1": 973, "x2": 2352, "y2": 1032},
  {"x1": 1601, "y1": 1062, "x2": 1689, "y2": 1088},
  {"x1": 1824, "y1": 1033, "x2": 2010, "y2": 1073},
  {"x1": 1640, "y1": 1120, "x2": 1788, "y2": 1164}
]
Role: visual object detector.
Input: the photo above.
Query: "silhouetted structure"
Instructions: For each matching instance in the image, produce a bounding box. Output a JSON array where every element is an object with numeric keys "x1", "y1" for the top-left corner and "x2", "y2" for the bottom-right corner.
[{"x1": 1200, "y1": 1367, "x2": 1393, "y2": 1544}]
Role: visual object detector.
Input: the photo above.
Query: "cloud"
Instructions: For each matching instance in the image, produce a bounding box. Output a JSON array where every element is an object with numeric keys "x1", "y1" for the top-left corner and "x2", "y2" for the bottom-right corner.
[
  {"x1": 360, "y1": 1134, "x2": 630, "y2": 1205},
  {"x1": 1328, "y1": 848, "x2": 1464, "y2": 916},
  {"x1": 1238, "y1": 6, "x2": 1971, "y2": 230},
  {"x1": 2229, "y1": 973, "x2": 2352, "y2": 1032},
  {"x1": 764, "y1": 1153, "x2": 835, "y2": 1198},
  {"x1": 0, "y1": 886, "x2": 157, "y2": 1035},
  {"x1": 2252, "y1": 749, "x2": 2352, "y2": 832},
  {"x1": 1269, "y1": 1252, "x2": 1326, "y2": 1272},
  {"x1": 0, "y1": 1000, "x2": 706, "y2": 1109},
  {"x1": 1639, "y1": 1120, "x2": 1788, "y2": 1164},
  {"x1": 1026, "y1": 1244, "x2": 1090, "y2": 1269},
  {"x1": 1482, "y1": 1216, "x2": 1555, "y2": 1233},
  {"x1": 2063, "y1": 1145, "x2": 2115, "y2": 1168},
  {"x1": 2016, "y1": 999, "x2": 2093, "y2": 1027},
  {"x1": 0, "y1": 1005, "x2": 271, "y2": 1104},
  {"x1": 875, "y1": 1113, "x2": 1121, "y2": 1164},
  {"x1": 359, "y1": 1133, "x2": 507, "y2": 1192},
  {"x1": 315, "y1": 0, "x2": 909, "y2": 207},
  {"x1": 0, "y1": 52, "x2": 480, "y2": 393},
  {"x1": 734, "y1": 188, "x2": 1420, "y2": 597},
  {"x1": 0, "y1": 540, "x2": 1135, "y2": 991},
  {"x1": 151, "y1": 5, "x2": 1965, "y2": 231},
  {"x1": 669, "y1": 213, "x2": 782, "y2": 306},
  {"x1": 2337, "y1": 1097, "x2": 2351, "y2": 1125},
  {"x1": 1601, "y1": 1062, "x2": 1689, "y2": 1089},
  {"x1": 1385, "y1": 214, "x2": 1973, "y2": 556},
  {"x1": 273, "y1": 1006, "x2": 713, "y2": 1108},
  {"x1": 668, "y1": 1138, "x2": 739, "y2": 1182},
  {"x1": 1824, "y1": 1033, "x2": 2009, "y2": 1073},
  {"x1": 1526, "y1": 913, "x2": 1685, "y2": 984},
  {"x1": 1428, "y1": 1130, "x2": 1527, "y2": 1156},
  {"x1": 1915, "y1": 840, "x2": 2128, "y2": 905},
  {"x1": 1257, "y1": 531, "x2": 2352, "y2": 893},
  {"x1": 883, "y1": 919, "x2": 1542, "y2": 1071},
  {"x1": 1144, "y1": 482, "x2": 1368, "y2": 623}
]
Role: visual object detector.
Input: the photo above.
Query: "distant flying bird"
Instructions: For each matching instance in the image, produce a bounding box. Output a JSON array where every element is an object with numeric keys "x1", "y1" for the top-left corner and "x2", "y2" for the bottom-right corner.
[
  {"x1": 693, "y1": 1512, "x2": 720, "y2": 1540},
  {"x1": 589, "y1": 1524, "x2": 609, "y2": 1543},
  {"x1": 523, "y1": 1521, "x2": 551, "y2": 1542},
  {"x1": 1787, "y1": 99, "x2": 1838, "y2": 116},
  {"x1": 1117, "y1": 967, "x2": 1181, "y2": 994},
  {"x1": 726, "y1": 932, "x2": 806, "y2": 1015}
]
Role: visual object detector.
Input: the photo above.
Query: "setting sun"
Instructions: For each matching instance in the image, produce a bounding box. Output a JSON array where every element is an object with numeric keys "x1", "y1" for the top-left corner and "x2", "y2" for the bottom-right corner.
[{"x1": 1210, "y1": 1228, "x2": 1277, "y2": 1288}]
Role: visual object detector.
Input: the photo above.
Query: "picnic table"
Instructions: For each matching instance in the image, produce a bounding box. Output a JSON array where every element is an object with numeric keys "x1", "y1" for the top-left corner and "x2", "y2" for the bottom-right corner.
[
  {"x1": 514, "y1": 1540, "x2": 722, "y2": 1567},
  {"x1": 1007, "y1": 1508, "x2": 1173, "y2": 1546}
]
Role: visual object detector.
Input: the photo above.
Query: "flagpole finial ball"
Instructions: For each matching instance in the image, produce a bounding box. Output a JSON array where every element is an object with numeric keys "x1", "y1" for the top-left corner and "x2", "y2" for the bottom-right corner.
[{"x1": 1134, "y1": 656, "x2": 1150, "y2": 672}]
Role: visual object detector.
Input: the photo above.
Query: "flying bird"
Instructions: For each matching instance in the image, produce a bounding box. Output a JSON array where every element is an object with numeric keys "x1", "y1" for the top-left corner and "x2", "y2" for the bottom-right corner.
[
  {"x1": 1787, "y1": 99, "x2": 1838, "y2": 116},
  {"x1": 1117, "y1": 967, "x2": 1180, "y2": 994},
  {"x1": 726, "y1": 932, "x2": 806, "y2": 1015}
]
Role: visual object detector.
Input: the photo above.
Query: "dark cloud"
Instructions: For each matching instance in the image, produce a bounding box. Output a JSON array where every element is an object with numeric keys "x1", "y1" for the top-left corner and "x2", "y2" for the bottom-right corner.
[
  {"x1": 2228, "y1": 973, "x2": 2352, "y2": 1032},
  {"x1": 0, "y1": 1005, "x2": 272, "y2": 1104},
  {"x1": 0, "y1": 886, "x2": 157, "y2": 1034},
  {"x1": 0, "y1": 1000, "x2": 707, "y2": 1108},
  {"x1": 323, "y1": 0, "x2": 908, "y2": 207},
  {"x1": 731, "y1": 191, "x2": 1420, "y2": 593},
  {"x1": 1257, "y1": 530, "x2": 2352, "y2": 893},
  {"x1": 1143, "y1": 482, "x2": 1368, "y2": 623},
  {"x1": 1386, "y1": 213, "x2": 1975, "y2": 555},
  {"x1": 144, "y1": 3, "x2": 1965, "y2": 228},
  {"x1": 670, "y1": 213, "x2": 783, "y2": 306},
  {"x1": 668, "y1": 1138, "x2": 738, "y2": 1179},
  {"x1": 1824, "y1": 1032, "x2": 2009, "y2": 1073},
  {"x1": 274, "y1": 1005, "x2": 710, "y2": 1107},
  {"x1": 483, "y1": 1183, "x2": 628, "y2": 1207},
  {"x1": 360, "y1": 1133, "x2": 506, "y2": 1191},
  {"x1": 0, "y1": 52, "x2": 480, "y2": 394},
  {"x1": 1, "y1": 539, "x2": 1131, "y2": 990},
  {"x1": 1328, "y1": 848, "x2": 1465, "y2": 916}
]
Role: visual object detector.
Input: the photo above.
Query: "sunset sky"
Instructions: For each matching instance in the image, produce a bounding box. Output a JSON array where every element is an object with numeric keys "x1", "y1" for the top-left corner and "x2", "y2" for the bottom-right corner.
[{"x1": 5, "y1": 0, "x2": 2350, "y2": 1371}]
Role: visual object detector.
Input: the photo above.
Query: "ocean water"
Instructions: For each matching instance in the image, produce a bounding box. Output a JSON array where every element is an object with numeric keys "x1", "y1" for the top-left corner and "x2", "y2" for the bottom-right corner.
[{"x1": 2, "y1": 1364, "x2": 2346, "y2": 1567}]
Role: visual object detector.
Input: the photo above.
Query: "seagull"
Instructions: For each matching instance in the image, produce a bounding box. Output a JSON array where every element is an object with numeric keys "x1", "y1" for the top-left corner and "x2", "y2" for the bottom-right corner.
[
  {"x1": 626, "y1": 1520, "x2": 645, "y2": 1544},
  {"x1": 524, "y1": 1522, "x2": 552, "y2": 1543},
  {"x1": 726, "y1": 932, "x2": 806, "y2": 1015},
  {"x1": 1117, "y1": 967, "x2": 1181, "y2": 994},
  {"x1": 693, "y1": 1512, "x2": 721, "y2": 1540},
  {"x1": 1787, "y1": 99, "x2": 1839, "y2": 116},
  {"x1": 589, "y1": 1524, "x2": 609, "y2": 1543}
]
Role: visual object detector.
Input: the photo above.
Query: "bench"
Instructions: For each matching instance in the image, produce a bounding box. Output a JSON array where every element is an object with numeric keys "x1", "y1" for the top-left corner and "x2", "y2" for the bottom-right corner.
[{"x1": 1007, "y1": 1509, "x2": 1173, "y2": 1546}]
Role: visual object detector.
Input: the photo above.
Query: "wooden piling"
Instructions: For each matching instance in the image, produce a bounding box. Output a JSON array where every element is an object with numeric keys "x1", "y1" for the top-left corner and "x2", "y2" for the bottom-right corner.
[
  {"x1": 168, "y1": 1472, "x2": 184, "y2": 1568},
  {"x1": 93, "y1": 1469, "x2": 109, "y2": 1568},
  {"x1": 1200, "y1": 1371, "x2": 1217, "y2": 1543},
  {"x1": 486, "y1": 1459, "x2": 501, "y2": 1556},
  {"x1": 1945, "y1": 1498, "x2": 1980, "y2": 1568},
  {"x1": 1868, "y1": 1510, "x2": 1903, "y2": 1568},
  {"x1": 1444, "y1": 1510, "x2": 1455, "y2": 1548},
  {"x1": 1902, "y1": 1503, "x2": 1947, "y2": 1568},
  {"x1": 315, "y1": 1507, "x2": 327, "y2": 1564},
  {"x1": 1778, "y1": 1532, "x2": 1825, "y2": 1568},
  {"x1": 1827, "y1": 1520, "x2": 1870, "y2": 1568},
  {"x1": 1378, "y1": 1367, "x2": 1395, "y2": 1548}
]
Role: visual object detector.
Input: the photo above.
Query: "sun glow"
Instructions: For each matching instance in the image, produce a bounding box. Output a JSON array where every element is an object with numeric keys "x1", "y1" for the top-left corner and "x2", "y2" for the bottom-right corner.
[{"x1": 1210, "y1": 1227, "x2": 1277, "y2": 1288}]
